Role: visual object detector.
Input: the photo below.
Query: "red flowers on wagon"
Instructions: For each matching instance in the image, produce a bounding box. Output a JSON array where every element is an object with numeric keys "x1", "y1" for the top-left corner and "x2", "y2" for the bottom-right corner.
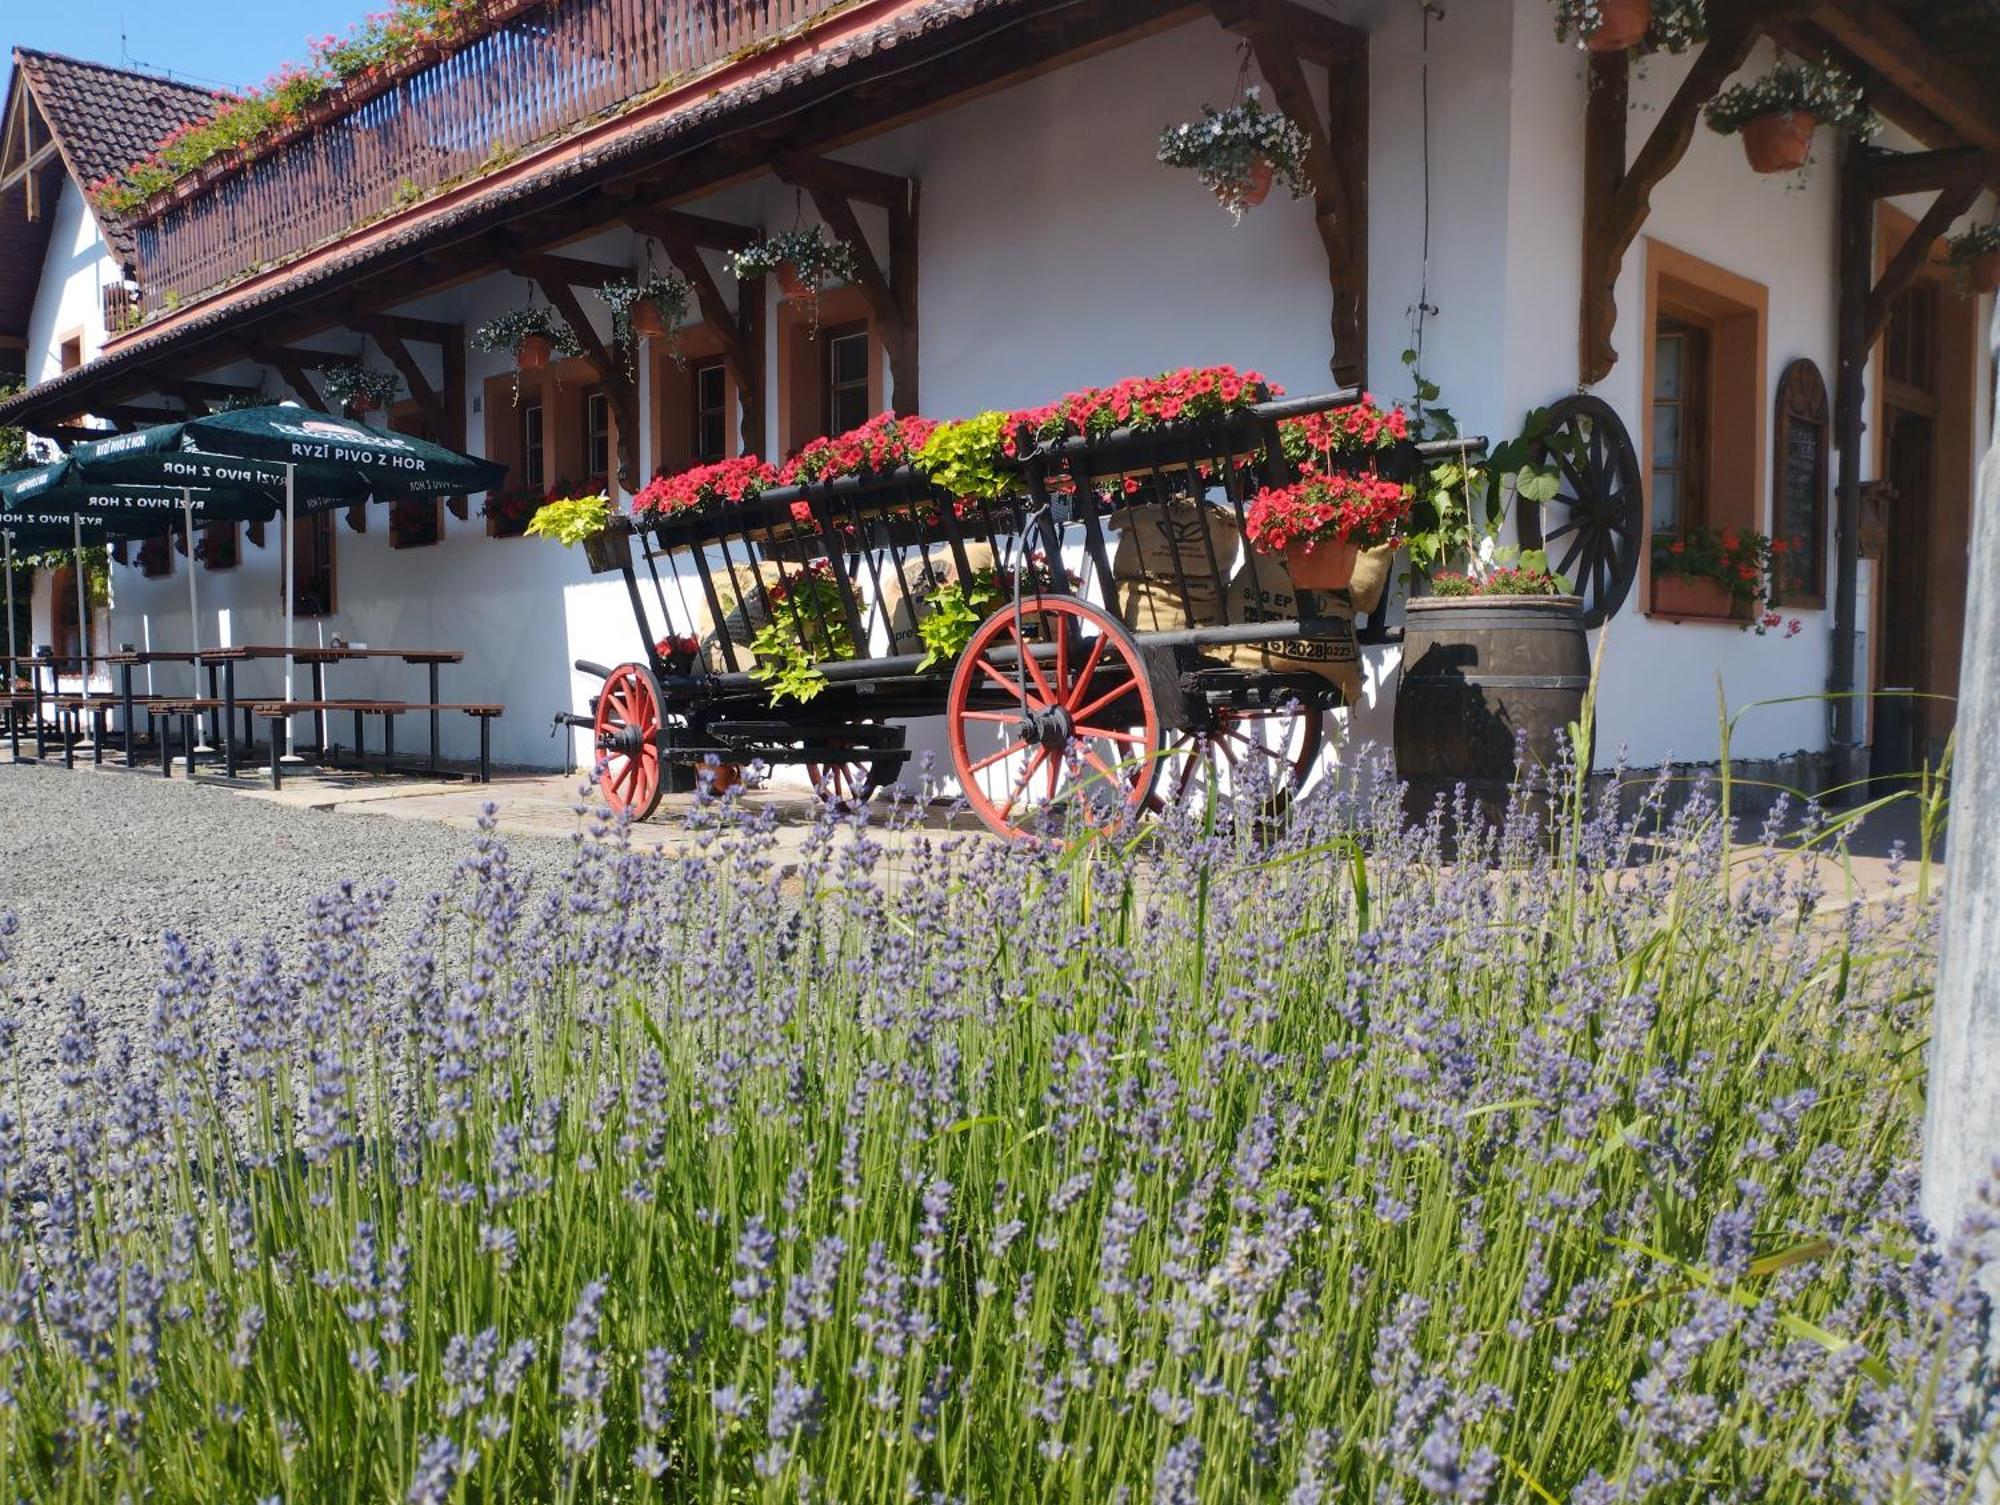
[
  {"x1": 632, "y1": 456, "x2": 778, "y2": 518},
  {"x1": 781, "y1": 414, "x2": 940, "y2": 486},
  {"x1": 1001, "y1": 364, "x2": 1281, "y2": 454}
]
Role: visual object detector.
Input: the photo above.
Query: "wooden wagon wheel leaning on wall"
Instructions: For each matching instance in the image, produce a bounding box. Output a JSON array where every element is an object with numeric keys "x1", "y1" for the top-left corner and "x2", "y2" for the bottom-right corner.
[{"x1": 1516, "y1": 394, "x2": 1643, "y2": 630}]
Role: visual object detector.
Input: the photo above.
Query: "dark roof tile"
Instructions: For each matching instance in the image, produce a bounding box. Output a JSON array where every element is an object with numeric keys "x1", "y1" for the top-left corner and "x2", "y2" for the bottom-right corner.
[{"x1": 15, "y1": 49, "x2": 224, "y2": 193}]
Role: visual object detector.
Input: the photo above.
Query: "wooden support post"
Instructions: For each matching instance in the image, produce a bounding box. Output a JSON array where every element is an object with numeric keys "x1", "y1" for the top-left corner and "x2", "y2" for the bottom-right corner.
[
  {"x1": 1863, "y1": 176, "x2": 1987, "y2": 346},
  {"x1": 358, "y1": 321, "x2": 445, "y2": 426},
  {"x1": 532, "y1": 274, "x2": 640, "y2": 492},
  {"x1": 628, "y1": 208, "x2": 765, "y2": 454},
  {"x1": 1828, "y1": 140, "x2": 1872, "y2": 786},
  {"x1": 1580, "y1": 17, "x2": 1761, "y2": 383},
  {"x1": 779, "y1": 156, "x2": 921, "y2": 415}
]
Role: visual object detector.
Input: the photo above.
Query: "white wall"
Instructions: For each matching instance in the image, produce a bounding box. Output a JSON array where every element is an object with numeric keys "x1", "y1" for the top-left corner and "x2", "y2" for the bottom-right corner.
[
  {"x1": 24, "y1": 180, "x2": 115, "y2": 378},
  {"x1": 50, "y1": 5, "x2": 1990, "y2": 779}
]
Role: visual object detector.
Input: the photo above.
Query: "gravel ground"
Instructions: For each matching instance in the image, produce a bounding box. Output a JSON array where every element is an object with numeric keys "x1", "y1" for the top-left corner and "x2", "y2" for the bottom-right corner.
[{"x1": 0, "y1": 762, "x2": 581, "y2": 1101}]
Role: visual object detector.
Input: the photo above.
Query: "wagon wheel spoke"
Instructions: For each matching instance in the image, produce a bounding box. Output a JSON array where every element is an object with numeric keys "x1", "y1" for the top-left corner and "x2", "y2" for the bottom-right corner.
[
  {"x1": 1010, "y1": 622, "x2": 1060, "y2": 708},
  {"x1": 1072, "y1": 725, "x2": 1144, "y2": 745},
  {"x1": 974, "y1": 655, "x2": 1033, "y2": 705},
  {"x1": 1544, "y1": 521, "x2": 1580, "y2": 544},
  {"x1": 1064, "y1": 634, "x2": 1109, "y2": 712}
]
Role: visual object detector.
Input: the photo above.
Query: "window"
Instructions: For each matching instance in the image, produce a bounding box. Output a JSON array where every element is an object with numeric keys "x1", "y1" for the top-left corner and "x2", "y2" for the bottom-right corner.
[
  {"x1": 1641, "y1": 241, "x2": 1770, "y2": 614},
  {"x1": 50, "y1": 564, "x2": 90, "y2": 664},
  {"x1": 1884, "y1": 282, "x2": 1938, "y2": 396},
  {"x1": 521, "y1": 401, "x2": 546, "y2": 489},
  {"x1": 693, "y1": 360, "x2": 728, "y2": 463},
  {"x1": 1651, "y1": 319, "x2": 1709, "y2": 535},
  {"x1": 825, "y1": 326, "x2": 871, "y2": 436},
  {"x1": 584, "y1": 388, "x2": 611, "y2": 487},
  {"x1": 139, "y1": 532, "x2": 172, "y2": 578},
  {"x1": 58, "y1": 334, "x2": 82, "y2": 372},
  {"x1": 291, "y1": 511, "x2": 335, "y2": 617},
  {"x1": 200, "y1": 520, "x2": 240, "y2": 571}
]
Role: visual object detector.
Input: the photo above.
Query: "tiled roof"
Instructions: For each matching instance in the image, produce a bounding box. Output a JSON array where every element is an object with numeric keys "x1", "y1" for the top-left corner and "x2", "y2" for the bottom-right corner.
[{"x1": 14, "y1": 49, "x2": 224, "y2": 195}]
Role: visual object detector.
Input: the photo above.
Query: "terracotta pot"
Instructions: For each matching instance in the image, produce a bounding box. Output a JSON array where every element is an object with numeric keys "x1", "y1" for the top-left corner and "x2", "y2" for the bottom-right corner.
[
  {"x1": 1741, "y1": 111, "x2": 1816, "y2": 174},
  {"x1": 706, "y1": 762, "x2": 741, "y2": 795},
  {"x1": 1586, "y1": 0, "x2": 1651, "y2": 52},
  {"x1": 776, "y1": 262, "x2": 813, "y2": 303},
  {"x1": 628, "y1": 297, "x2": 669, "y2": 339},
  {"x1": 342, "y1": 394, "x2": 380, "y2": 418},
  {"x1": 1652, "y1": 573, "x2": 1747, "y2": 620},
  {"x1": 515, "y1": 334, "x2": 552, "y2": 373},
  {"x1": 1968, "y1": 250, "x2": 2000, "y2": 295},
  {"x1": 1282, "y1": 537, "x2": 1359, "y2": 591},
  {"x1": 1236, "y1": 157, "x2": 1276, "y2": 210}
]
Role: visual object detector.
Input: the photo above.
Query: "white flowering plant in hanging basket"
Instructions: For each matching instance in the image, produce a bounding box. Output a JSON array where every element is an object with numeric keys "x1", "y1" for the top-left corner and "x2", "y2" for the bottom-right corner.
[
  {"x1": 1157, "y1": 88, "x2": 1311, "y2": 223},
  {"x1": 320, "y1": 363, "x2": 401, "y2": 416},
  {"x1": 1551, "y1": 0, "x2": 1706, "y2": 54}
]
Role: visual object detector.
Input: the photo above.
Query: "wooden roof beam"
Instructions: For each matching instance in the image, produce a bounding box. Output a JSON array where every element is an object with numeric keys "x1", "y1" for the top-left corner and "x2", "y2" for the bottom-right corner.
[
  {"x1": 650, "y1": 219, "x2": 764, "y2": 454},
  {"x1": 1814, "y1": 0, "x2": 2000, "y2": 155},
  {"x1": 1208, "y1": 0, "x2": 1364, "y2": 66},
  {"x1": 624, "y1": 208, "x2": 760, "y2": 253},
  {"x1": 776, "y1": 154, "x2": 912, "y2": 212},
  {"x1": 1865, "y1": 146, "x2": 2000, "y2": 199},
  {"x1": 512, "y1": 251, "x2": 630, "y2": 290},
  {"x1": 354, "y1": 320, "x2": 442, "y2": 424}
]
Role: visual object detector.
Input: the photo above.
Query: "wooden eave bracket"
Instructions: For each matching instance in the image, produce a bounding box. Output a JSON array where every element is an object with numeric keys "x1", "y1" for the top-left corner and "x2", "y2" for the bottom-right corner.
[
  {"x1": 776, "y1": 155, "x2": 921, "y2": 415},
  {"x1": 625, "y1": 207, "x2": 766, "y2": 453},
  {"x1": 1812, "y1": 0, "x2": 2000, "y2": 157},
  {"x1": 514, "y1": 264, "x2": 641, "y2": 490},
  {"x1": 1862, "y1": 169, "x2": 1989, "y2": 346},
  {"x1": 1212, "y1": 0, "x2": 1369, "y2": 388}
]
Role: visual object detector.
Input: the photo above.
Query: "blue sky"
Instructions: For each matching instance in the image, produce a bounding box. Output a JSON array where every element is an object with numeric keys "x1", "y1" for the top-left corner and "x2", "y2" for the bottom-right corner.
[{"x1": 6, "y1": 0, "x2": 374, "y2": 94}]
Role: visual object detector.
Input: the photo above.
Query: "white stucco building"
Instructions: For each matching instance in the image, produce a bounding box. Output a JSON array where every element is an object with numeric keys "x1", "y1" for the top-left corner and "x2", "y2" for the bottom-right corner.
[{"x1": 2, "y1": 0, "x2": 1992, "y2": 791}]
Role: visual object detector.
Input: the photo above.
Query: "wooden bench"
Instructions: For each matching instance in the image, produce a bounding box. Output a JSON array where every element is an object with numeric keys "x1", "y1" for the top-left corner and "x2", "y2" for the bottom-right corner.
[{"x1": 244, "y1": 700, "x2": 502, "y2": 788}]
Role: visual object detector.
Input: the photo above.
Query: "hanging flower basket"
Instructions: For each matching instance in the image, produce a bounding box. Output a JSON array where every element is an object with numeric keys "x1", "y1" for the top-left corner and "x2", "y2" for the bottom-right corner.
[
  {"x1": 1157, "y1": 88, "x2": 1311, "y2": 223},
  {"x1": 1705, "y1": 60, "x2": 1874, "y2": 176},
  {"x1": 1244, "y1": 470, "x2": 1413, "y2": 591},
  {"x1": 472, "y1": 306, "x2": 582, "y2": 392},
  {"x1": 729, "y1": 228, "x2": 860, "y2": 331},
  {"x1": 1946, "y1": 224, "x2": 2000, "y2": 293},
  {"x1": 1741, "y1": 112, "x2": 1816, "y2": 174},
  {"x1": 320, "y1": 361, "x2": 400, "y2": 418},
  {"x1": 1586, "y1": 0, "x2": 1651, "y2": 51},
  {"x1": 596, "y1": 272, "x2": 692, "y2": 362},
  {"x1": 1284, "y1": 536, "x2": 1359, "y2": 591}
]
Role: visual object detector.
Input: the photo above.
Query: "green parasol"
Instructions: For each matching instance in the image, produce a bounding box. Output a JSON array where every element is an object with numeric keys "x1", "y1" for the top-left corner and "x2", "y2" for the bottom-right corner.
[{"x1": 67, "y1": 406, "x2": 507, "y2": 699}]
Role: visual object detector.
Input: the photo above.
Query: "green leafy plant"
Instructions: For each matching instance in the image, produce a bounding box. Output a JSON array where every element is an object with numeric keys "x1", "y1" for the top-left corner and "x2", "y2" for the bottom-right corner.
[
  {"x1": 1157, "y1": 88, "x2": 1311, "y2": 222},
  {"x1": 595, "y1": 273, "x2": 692, "y2": 366},
  {"x1": 913, "y1": 557, "x2": 1069, "y2": 671},
  {"x1": 0, "y1": 378, "x2": 25, "y2": 473},
  {"x1": 1704, "y1": 59, "x2": 1874, "y2": 138},
  {"x1": 915, "y1": 412, "x2": 1017, "y2": 501},
  {"x1": 523, "y1": 491, "x2": 613, "y2": 547},
  {"x1": 319, "y1": 362, "x2": 401, "y2": 413},
  {"x1": 746, "y1": 561, "x2": 854, "y2": 703}
]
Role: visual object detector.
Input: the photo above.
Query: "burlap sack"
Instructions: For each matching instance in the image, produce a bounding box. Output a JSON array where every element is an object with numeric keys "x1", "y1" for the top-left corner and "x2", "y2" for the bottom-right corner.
[
  {"x1": 1108, "y1": 501, "x2": 1237, "y2": 631},
  {"x1": 699, "y1": 559, "x2": 789, "y2": 672},
  {"x1": 1217, "y1": 554, "x2": 1362, "y2": 704},
  {"x1": 879, "y1": 540, "x2": 999, "y2": 655},
  {"x1": 1349, "y1": 544, "x2": 1395, "y2": 616}
]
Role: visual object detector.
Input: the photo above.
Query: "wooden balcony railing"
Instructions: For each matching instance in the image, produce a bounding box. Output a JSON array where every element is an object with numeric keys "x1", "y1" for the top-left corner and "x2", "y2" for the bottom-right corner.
[{"x1": 128, "y1": 0, "x2": 851, "y2": 323}]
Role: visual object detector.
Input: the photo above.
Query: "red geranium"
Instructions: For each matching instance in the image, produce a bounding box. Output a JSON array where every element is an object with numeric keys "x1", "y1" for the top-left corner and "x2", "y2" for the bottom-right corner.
[
  {"x1": 634, "y1": 456, "x2": 778, "y2": 518},
  {"x1": 1278, "y1": 394, "x2": 1410, "y2": 469},
  {"x1": 1245, "y1": 471, "x2": 1412, "y2": 557},
  {"x1": 1001, "y1": 364, "x2": 1280, "y2": 454},
  {"x1": 782, "y1": 413, "x2": 940, "y2": 486}
]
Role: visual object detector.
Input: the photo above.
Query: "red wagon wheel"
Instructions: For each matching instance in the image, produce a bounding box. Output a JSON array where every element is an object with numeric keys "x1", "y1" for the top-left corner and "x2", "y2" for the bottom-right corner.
[
  {"x1": 1150, "y1": 704, "x2": 1325, "y2": 819},
  {"x1": 947, "y1": 597, "x2": 1161, "y2": 841},
  {"x1": 592, "y1": 661, "x2": 666, "y2": 822}
]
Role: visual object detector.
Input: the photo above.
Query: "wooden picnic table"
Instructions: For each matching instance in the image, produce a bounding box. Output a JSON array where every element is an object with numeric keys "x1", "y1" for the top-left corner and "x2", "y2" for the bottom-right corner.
[{"x1": 188, "y1": 645, "x2": 468, "y2": 777}]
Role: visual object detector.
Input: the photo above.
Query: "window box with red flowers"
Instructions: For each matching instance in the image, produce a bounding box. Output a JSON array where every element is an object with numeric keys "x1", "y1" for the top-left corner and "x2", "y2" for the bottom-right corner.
[
  {"x1": 482, "y1": 484, "x2": 555, "y2": 539},
  {"x1": 391, "y1": 498, "x2": 443, "y2": 549},
  {"x1": 1650, "y1": 526, "x2": 1786, "y2": 622},
  {"x1": 633, "y1": 456, "x2": 779, "y2": 523}
]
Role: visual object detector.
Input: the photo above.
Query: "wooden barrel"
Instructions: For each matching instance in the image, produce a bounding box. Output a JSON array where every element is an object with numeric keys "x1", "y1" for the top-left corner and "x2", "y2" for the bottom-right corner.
[{"x1": 1392, "y1": 595, "x2": 1591, "y2": 817}]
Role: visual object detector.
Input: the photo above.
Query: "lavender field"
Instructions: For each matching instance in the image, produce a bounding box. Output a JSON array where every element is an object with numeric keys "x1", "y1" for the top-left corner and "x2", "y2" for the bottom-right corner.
[{"x1": 0, "y1": 757, "x2": 1992, "y2": 1502}]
